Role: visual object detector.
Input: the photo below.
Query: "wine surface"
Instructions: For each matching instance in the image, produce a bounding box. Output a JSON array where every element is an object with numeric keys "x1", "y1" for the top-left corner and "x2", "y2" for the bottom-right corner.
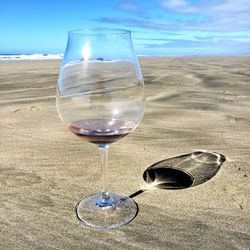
[{"x1": 68, "y1": 119, "x2": 135, "y2": 145}]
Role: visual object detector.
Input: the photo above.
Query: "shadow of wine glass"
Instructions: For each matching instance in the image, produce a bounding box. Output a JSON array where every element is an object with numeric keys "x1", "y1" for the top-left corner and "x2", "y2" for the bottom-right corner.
[{"x1": 129, "y1": 150, "x2": 226, "y2": 199}]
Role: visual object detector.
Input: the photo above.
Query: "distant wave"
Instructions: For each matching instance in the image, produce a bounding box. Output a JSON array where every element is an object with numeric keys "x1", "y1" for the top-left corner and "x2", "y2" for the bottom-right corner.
[{"x1": 0, "y1": 53, "x2": 63, "y2": 61}]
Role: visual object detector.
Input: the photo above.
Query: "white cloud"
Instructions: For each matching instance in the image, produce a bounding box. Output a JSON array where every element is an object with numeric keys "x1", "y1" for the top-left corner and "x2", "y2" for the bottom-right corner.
[
  {"x1": 117, "y1": 1, "x2": 146, "y2": 16},
  {"x1": 93, "y1": 0, "x2": 250, "y2": 55},
  {"x1": 161, "y1": 0, "x2": 250, "y2": 13},
  {"x1": 161, "y1": 0, "x2": 197, "y2": 12},
  {"x1": 161, "y1": 0, "x2": 250, "y2": 30},
  {"x1": 210, "y1": 0, "x2": 250, "y2": 12},
  {"x1": 119, "y1": 2, "x2": 140, "y2": 12}
]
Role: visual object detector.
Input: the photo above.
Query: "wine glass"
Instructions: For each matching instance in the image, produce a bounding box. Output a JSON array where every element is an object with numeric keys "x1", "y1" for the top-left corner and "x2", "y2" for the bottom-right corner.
[{"x1": 56, "y1": 28, "x2": 145, "y2": 229}]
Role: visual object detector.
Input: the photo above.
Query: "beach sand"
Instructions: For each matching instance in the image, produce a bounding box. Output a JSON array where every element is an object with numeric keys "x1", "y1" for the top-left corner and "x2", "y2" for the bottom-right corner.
[{"x1": 0, "y1": 57, "x2": 249, "y2": 249}]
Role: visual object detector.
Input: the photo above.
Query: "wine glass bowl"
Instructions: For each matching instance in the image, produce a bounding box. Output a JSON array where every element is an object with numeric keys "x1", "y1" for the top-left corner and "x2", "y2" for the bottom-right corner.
[{"x1": 56, "y1": 28, "x2": 144, "y2": 229}]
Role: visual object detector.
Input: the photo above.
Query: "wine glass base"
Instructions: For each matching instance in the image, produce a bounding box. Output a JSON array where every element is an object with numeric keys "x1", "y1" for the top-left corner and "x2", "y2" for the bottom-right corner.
[{"x1": 76, "y1": 192, "x2": 138, "y2": 229}]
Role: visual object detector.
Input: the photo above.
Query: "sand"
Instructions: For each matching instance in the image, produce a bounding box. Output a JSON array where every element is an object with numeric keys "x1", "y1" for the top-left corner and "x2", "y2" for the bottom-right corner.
[{"x1": 0, "y1": 57, "x2": 249, "y2": 249}]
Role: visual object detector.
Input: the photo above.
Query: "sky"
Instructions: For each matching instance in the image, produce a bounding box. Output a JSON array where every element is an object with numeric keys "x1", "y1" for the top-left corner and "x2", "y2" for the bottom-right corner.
[{"x1": 0, "y1": 0, "x2": 250, "y2": 56}]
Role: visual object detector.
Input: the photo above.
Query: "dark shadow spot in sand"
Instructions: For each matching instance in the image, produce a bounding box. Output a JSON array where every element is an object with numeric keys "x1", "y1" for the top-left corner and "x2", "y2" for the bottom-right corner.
[
  {"x1": 0, "y1": 168, "x2": 42, "y2": 188},
  {"x1": 13, "y1": 106, "x2": 40, "y2": 113},
  {"x1": 129, "y1": 151, "x2": 225, "y2": 199},
  {"x1": 143, "y1": 75, "x2": 157, "y2": 85},
  {"x1": 179, "y1": 101, "x2": 218, "y2": 111},
  {"x1": 195, "y1": 74, "x2": 225, "y2": 88}
]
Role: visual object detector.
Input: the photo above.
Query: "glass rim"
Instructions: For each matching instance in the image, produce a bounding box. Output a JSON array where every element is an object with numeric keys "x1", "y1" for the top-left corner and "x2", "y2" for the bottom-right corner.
[{"x1": 68, "y1": 28, "x2": 131, "y2": 35}]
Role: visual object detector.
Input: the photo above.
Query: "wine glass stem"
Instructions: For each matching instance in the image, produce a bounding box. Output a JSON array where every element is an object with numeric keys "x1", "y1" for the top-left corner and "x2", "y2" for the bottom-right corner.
[{"x1": 99, "y1": 144, "x2": 109, "y2": 200}]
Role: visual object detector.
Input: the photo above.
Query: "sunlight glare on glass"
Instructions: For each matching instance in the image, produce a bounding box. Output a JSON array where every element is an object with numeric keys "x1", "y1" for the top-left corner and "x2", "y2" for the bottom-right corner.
[
  {"x1": 141, "y1": 180, "x2": 162, "y2": 191},
  {"x1": 112, "y1": 109, "x2": 120, "y2": 116},
  {"x1": 82, "y1": 43, "x2": 90, "y2": 61}
]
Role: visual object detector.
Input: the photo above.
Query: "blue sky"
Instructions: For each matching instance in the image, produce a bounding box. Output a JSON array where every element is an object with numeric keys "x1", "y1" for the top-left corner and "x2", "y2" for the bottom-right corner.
[{"x1": 0, "y1": 0, "x2": 250, "y2": 55}]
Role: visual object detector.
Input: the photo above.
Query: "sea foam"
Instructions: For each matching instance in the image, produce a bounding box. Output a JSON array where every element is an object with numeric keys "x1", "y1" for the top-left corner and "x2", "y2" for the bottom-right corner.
[{"x1": 0, "y1": 53, "x2": 63, "y2": 61}]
